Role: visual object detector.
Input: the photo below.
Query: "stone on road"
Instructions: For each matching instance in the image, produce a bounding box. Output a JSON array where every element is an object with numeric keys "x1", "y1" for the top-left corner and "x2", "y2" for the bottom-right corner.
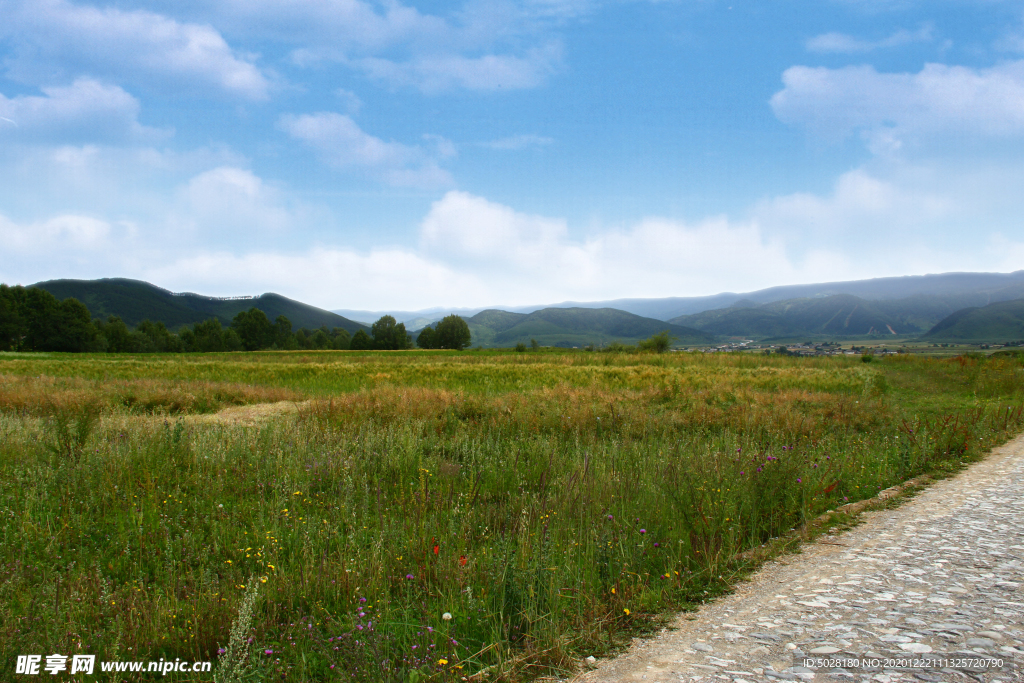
[{"x1": 575, "y1": 435, "x2": 1024, "y2": 683}]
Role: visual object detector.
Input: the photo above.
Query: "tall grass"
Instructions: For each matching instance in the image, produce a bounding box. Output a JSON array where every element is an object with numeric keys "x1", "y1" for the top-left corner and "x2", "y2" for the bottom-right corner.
[{"x1": 0, "y1": 351, "x2": 1021, "y2": 681}]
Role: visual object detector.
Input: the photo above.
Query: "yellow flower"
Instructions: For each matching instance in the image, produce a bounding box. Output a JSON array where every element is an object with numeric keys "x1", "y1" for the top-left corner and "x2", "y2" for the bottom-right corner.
[
  {"x1": 438, "y1": 659, "x2": 448, "y2": 666},
  {"x1": 611, "y1": 588, "x2": 615, "y2": 594},
  {"x1": 267, "y1": 564, "x2": 275, "y2": 570},
  {"x1": 623, "y1": 608, "x2": 630, "y2": 616}
]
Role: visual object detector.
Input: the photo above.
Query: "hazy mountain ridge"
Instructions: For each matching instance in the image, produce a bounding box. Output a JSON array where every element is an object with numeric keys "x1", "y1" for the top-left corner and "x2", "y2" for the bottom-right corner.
[
  {"x1": 336, "y1": 271, "x2": 1024, "y2": 325},
  {"x1": 924, "y1": 299, "x2": 1024, "y2": 341},
  {"x1": 459, "y1": 307, "x2": 714, "y2": 348},
  {"x1": 31, "y1": 279, "x2": 368, "y2": 333}
]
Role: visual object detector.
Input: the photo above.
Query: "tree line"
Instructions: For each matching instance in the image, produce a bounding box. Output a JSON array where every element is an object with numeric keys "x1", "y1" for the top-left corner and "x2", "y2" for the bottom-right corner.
[{"x1": 0, "y1": 285, "x2": 471, "y2": 353}]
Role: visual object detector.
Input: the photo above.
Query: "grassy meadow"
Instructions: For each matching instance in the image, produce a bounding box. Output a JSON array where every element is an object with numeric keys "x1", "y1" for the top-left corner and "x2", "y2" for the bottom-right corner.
[{"x1": 1, "y1": 349, "x2": 1022, "y2": 681}]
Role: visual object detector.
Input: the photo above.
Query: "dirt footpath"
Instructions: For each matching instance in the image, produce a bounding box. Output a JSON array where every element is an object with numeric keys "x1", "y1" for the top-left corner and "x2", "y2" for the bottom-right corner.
[{"x1": 575, "y1": 436, "x2": 1024, "y2": 683}]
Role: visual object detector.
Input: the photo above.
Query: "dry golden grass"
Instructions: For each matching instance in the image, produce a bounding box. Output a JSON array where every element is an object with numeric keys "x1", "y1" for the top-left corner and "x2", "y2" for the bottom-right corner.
[{"x1": 0, "y1": 373, "x2": 300, "y2": 416}]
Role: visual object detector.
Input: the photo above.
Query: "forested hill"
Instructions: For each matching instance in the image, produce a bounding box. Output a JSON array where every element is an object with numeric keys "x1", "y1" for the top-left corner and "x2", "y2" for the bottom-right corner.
[
  {"x1": 31, "y1": 278, "x2": 366, "y2": 333},
  {"x1": 463, "y1": 307, "x2": 714, "y2": 347},
  {"x1": 667, "y1": 293, "x2": 1024, "y2": 340},
  {"x1": 924, "y1": 299, "x2": 1024, "y2": 341}
]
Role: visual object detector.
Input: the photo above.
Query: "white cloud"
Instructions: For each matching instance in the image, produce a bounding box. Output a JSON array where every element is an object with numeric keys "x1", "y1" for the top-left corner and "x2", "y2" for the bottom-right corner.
[
  {"x1": 0, "y1": 79, "x2": 169, "y2": 143},
  {"x1": 193, "y1": 0, "x2": 565, "y2": 92},
  {"x1": 6, "y1": 170, "x2": 1024, "y2": 309},
  {"x1": 807, "y1": 24, "x2": 933, "y2": 53},
  {"x1": 771, "y1": 60, "x2": 1024, "y2": 153},
  {"x1": 142, "y1": 248, "x2": 478, "y2": 311},
  {"x1": 2, "y1": 0, "x2": 269, "y2": 99},
  {"x1": 355, "y1": 42, "x2": 564, "y2": 93},
  {"x1": 178, "y1": 167, "x2": 299, "y2": 235},
  {"x1": 0, "y1": 213, "x2": 113, "y2": 252},
  {"x1": 278, "y1": 112, "x2": 452, "y2": 187},
  {"x1": 417, "y1": 191, "x2": 854, "y2": 303},
  {"x1": 421, "y1": 191, "x2": 569, "y2": 265}
]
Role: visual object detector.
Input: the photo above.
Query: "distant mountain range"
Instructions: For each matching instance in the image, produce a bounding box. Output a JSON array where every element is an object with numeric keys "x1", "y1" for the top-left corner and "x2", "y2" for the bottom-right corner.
[
  {"x1": 460, "y1": 308, "x2": 713, "y2": 348},
  {"x1": 31, "y1": 279, "x2": 367, "y2": 333},
  {"x1": 664, "y1": 292, "x2": 1024, "y2": 340},
  {"x1": 17, "y1": 271, "x2": 1024, "y2": 346},
  {"x1": 924, "y1": 299, "x2": 1024, "y2": 342},
  {"x1": 336, "y1": 271, "x2": 1024, "y2": 326}
]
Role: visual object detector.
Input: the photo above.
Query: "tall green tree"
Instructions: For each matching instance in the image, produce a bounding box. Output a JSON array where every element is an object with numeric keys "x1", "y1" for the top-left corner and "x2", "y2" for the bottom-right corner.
[
  {"x1": 434, "y1": 314, "x2": 471, "y2": 350},
  {"x1": 371, "y1": 315, "x2": 411, "y2": 350},
  {"x1": 416, "y1": 326, "x2": 437, "y2": 349},
  {"x1": 24, "y1": 290, "x2": 104, "y2": 352},
  {"x1": 332, "y1": 328, "x2": 351, "y2": 350},
  {"x1": 349, "y1": 329, "x2": 373, "y2": 350},
  {"x1": 0, "y1": 284, "x2": 27, "y2": 351},
  {"x1": 273, "y1": 316, "x2": 295, "y2": 349},
  {"x1": 232, "y1": 308, "x2": 274, "y2": 351}
]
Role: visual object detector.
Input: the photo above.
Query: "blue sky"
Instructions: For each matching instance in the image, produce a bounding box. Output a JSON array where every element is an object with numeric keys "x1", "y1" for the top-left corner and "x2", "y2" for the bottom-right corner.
[{"x1": 2, "y1": 0, "x2": 1024, "y2": 310}]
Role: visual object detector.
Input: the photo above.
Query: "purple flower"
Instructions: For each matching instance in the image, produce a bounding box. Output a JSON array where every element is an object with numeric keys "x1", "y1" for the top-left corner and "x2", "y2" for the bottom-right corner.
[
  {"x1": 406, "y1": 574, "x2": 414, "y2": 580},
  {"x1": 357, "y1": 625, "x2": 363, "y2": 630},
  {"x1": 265, "y1": 649, "x2": 273, "y2": 655},
  {"x1": 739, "y1": 471, "x2": 744, "y2": 475},
  {"x1": 217, "y1": 648, "x2": 226, "y2": 655},
  {"x1": 607, "y1": 514, "x2": 613, "y2": 520},
  {"x1": 653, "y1": 542, "x2": 660, "y2": 547},
  {"x1": 640, "y1": 528, "x2": 646, "y2": 534},
  {"x1": 359, "y1": 597, "x2": 367, "y2": 602},
  {"x1": 796, "y1": 478, "x2": 802, "y2": 483},
  {"x1": 757, "y1": 467, "x2": 762, "y2": 472}
]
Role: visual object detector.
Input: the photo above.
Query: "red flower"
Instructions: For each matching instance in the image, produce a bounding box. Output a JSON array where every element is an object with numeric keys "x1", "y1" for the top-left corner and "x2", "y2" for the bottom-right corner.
[
  {"x1": 433, "y1": 544, "x2": 440, "y2": 555},
  {"x1": 459, "y1": 555, "x2": 467, "y2": 566}
]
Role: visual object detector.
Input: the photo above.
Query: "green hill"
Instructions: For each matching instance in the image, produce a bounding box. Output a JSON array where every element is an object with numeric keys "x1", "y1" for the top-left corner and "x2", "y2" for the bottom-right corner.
[
  {"x1": 924, "y1": 299, "x2": 1024, "y2": 341},
  {"x1": 30, "y1": 278, "x2": 367, "y2": 333},
  {"x1": 668, "y1": 294, "x2": 930, "y2": 339},
  {"x1": 461, "y1": 307, "x2": 714, "y2": 348}
]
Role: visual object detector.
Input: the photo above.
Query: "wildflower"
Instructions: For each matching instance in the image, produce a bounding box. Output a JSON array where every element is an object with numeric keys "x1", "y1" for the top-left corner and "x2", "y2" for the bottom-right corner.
[
  {"x1": 438, "y1": 659, "x2": 448, "y2": 665},
  {"x1": 623, "y1": 608, "x2": 630, "y2": 616},
  {"x1": 267, "y1": 564, "x2": 275, "y2": 571},
  {"x1": 217, "y1": 648, "x2": 226, "y2": 655},
  {"x1": 796, "y1": 478, "x2": 802, "y2": 483},
  {"x1": 264, "y1": 650, "x2": 273, "y2": 655},
  {"x1": 359, "y1": 597, "x2": 367, "y2": 602},
  {"x1": 653, "y1": 542, "x2": 659, "y2": 547},
  {"x1": 433, "y1": 544, "x2": 440, "y2": 555},
  {"x1": 442, "y1": 612, "x2": 453, "y2": 621},
  {"x1": 406, "y1": 574, "x2": 414, "y2": 580},
  {"x1": 459, "y1": 555, "x2": 467, "y2": 566},
  {"x1": 607, "y1": 514, "x2": 613, "y2": 520},
  {"x1": 739, "y1": 471, "x2": 744, "y2": 475},
  {"x1": 639, "y1": 529, "x2": 646, "y2": 534}
]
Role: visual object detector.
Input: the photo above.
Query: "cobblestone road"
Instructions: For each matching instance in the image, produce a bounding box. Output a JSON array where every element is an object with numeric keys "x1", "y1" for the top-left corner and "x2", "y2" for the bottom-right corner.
[{"x1": 575, "y1": 435, "x2": 1024, "y2": 683}]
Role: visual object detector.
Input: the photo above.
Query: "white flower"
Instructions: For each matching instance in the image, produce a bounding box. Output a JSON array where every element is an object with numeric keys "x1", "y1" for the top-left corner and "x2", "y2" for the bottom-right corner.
[{"x1": 442, "y1": 612, "x2": 452, "y2": 621}]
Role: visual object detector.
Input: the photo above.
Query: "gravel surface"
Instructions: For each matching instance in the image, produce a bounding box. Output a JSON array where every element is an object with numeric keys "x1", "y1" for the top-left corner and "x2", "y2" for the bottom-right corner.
[{"x1": 574, "y1": 435, "x2": 1024, "y2": 683}]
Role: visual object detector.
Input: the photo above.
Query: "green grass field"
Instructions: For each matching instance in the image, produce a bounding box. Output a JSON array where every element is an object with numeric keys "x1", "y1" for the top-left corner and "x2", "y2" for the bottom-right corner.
[{"x1": 1, "y1": 349, "x2": 1022, "y2": 681}]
